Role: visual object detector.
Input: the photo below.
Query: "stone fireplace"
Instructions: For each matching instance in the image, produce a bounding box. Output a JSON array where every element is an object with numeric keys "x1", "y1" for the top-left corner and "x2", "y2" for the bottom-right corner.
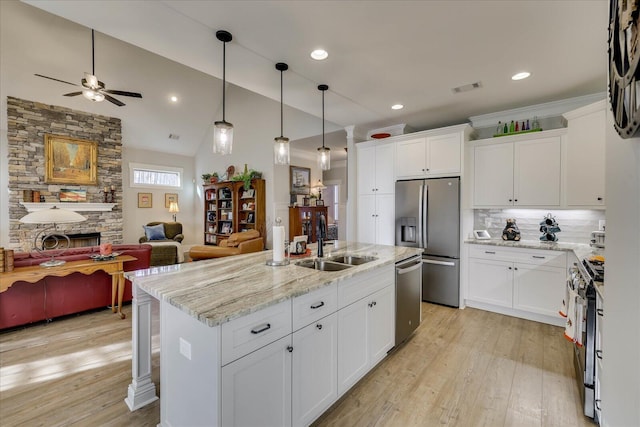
[
  {"x1": 42, "y1": 232, "x2": 101, "y2": 249},
  {"x1": 7, "y1": 97, "x2": 123, "y2": 251}
]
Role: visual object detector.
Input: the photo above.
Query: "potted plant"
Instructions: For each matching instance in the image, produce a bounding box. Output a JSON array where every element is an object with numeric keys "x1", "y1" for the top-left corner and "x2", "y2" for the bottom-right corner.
[
  {"x1": 232, "y1": 168, "x2": 262, "y2": 190},
  {"x1": 201, "y1": 173, "x2": 211, "y2": 183},
  {"x1": 210, "y1": 172, "x2": 219, "y2": 183}
]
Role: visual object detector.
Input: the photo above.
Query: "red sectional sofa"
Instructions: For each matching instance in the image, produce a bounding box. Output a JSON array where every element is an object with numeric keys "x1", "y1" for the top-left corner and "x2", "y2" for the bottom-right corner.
[{"x1": 0, "y1": 244, "x2": 152, "y2": 330}]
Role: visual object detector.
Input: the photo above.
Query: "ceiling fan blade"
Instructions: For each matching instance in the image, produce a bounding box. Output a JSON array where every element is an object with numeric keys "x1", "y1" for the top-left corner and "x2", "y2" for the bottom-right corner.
[
  {"x1": 63, "y1": 91, "x2": 84, "y2": 97},
  {"x1": 104, "y1": 89, "x2": 142, "y2": 98},
  {"x1": 34, "y1": 74, "x2": 79, "y2": 87},
  {"x1": 103, "y1": 94, "x2": 125, "y2": 107}
]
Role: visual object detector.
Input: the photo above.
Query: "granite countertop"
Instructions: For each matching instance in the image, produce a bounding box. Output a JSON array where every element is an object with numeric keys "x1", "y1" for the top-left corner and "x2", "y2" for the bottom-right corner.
[
  {"x1": 465, "y1": 238, "x2": 604, "y2": 298},
  {"x1": 126, "y1": 241, "x2": 422, "y2": 327}
]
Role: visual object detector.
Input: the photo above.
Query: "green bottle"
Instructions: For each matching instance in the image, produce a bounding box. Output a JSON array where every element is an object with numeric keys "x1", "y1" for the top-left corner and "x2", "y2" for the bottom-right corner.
[{"x1": 509, "y1": 120, "x2": 515, "y2": 133}]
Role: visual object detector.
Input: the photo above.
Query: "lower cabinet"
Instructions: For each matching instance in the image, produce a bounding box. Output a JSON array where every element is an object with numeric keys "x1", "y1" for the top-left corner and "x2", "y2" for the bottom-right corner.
[
  {"x1": 222, "y1": 335, "x2": 293, "y2": 427},
  {"x1": 466, "y1": 244, "x2": 566, "y2": 325},
  {"x1": 338, "y1": 285, "x2": 395, "y2": 395}
]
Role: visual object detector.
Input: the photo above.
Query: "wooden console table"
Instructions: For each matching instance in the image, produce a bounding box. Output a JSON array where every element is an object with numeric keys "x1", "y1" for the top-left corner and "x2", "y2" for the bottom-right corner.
[{"x1": 0, "y1": 255, "x2": 137, "y2": 319}]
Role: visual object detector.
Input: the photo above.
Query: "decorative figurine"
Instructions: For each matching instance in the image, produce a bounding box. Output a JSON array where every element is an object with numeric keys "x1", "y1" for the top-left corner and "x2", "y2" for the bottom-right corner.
[{"x1": 502, "y1": 218, "x2": 521, "y2": 241}]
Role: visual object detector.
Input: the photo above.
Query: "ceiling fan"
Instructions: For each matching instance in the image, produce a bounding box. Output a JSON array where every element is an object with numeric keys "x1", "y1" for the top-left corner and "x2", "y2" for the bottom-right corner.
[{"x1": 34, "y1": 29, "x2": 142, "y2": 107}]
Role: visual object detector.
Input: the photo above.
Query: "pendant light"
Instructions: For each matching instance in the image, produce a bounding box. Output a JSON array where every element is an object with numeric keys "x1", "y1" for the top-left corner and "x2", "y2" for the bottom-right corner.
[
  {"x1": 317, "y1": 84, "x2": 330, "y2": 171},
  {"x1": 274, "y1": 62, "x2": 290, "y2": 165},
  {"x1": 213, "y1": 30, "x2": 234, "y2": 155}
]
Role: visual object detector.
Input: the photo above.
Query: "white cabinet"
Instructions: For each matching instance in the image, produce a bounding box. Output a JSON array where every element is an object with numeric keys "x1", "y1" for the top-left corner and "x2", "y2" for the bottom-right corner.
[
  {"x1": 466, "y1": 245, "x2": 566, "y2": 325},
  {"x1": 563, "y1": 100, "x2": 606, "y2": 207},
  {"x1": 292, "y1": 312, "x2": 338, "y2": 427},
  {"x1": 395, "y1": 132, "x2": 462, "y2": 179},
  {"x1": 221, "y1": 335, "x2": 292, "y2": 427},
  {"x1": 357, "y1": 143, "x2": 395, "y2": 195},
  {"x1": 473, "y1": 131, "x2": 563, "y2": 207},
  {"x1": 357, "y1": 193, "x2": 394, "y2": 245},
  {"x1": 338, "y1": 284, "x2": 395, "y2": 395}
]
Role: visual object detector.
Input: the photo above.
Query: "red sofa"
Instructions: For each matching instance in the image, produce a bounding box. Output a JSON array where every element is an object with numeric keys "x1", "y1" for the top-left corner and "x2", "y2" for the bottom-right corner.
[{"x1": 0, "y1": 244, "x2": 152, "y2": 330}]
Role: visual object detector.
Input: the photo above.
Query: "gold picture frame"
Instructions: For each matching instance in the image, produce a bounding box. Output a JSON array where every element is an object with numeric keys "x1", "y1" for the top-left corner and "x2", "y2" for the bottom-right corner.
[
  {"x1": 165, "y1": 193, "x2": 178, "y2": 208},
  {"x1": 138, "y1": 192, "x2": 152, "y2": 208},
  {"x1": 45, "y1": 134, "x2": 98, "y2": 185}
]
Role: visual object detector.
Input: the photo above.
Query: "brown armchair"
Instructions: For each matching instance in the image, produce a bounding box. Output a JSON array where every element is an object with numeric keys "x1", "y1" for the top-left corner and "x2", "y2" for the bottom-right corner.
[{"x1": 189, "y1": 230, "x2": 263, "y2": 260}]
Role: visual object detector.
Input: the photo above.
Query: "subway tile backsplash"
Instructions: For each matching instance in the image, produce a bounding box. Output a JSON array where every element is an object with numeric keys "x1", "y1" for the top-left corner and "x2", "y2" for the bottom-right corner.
[{"x1": 474, "y1": 209, "x2": 605, "y2": 244}]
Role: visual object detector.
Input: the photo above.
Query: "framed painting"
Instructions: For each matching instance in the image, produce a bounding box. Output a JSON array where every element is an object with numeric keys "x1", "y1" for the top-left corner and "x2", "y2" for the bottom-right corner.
[
  {"x1": 138, "y1": 192, "x2": 152, "y2": 208},
  {"x1": 165, "y1": 193, "x2": 178, "y2": 208},
  {"x1": 290, "y1": 166, "x2": 310, "y2": 195},
  {"x1": 44, "y1": 134, "x2": 98, "y2": 185},
  {"x1": 59, "y1": 189, "x2": 87, "y2": 202}
]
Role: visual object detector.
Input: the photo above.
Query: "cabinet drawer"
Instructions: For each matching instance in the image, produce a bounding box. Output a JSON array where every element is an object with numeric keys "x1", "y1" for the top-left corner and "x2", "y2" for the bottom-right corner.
[
  {"x1": 468, "y1": 244, "x2": 566, "y2": 268},
  {"x1": 293, "y1": 283, "x2": 337, "y2": 331},
  {"x1": 338, "y1": 265, "x2": 394, "y2": 309},
  {"x1": 221, "y1": 300, "x2": 292, "y2": 366}
]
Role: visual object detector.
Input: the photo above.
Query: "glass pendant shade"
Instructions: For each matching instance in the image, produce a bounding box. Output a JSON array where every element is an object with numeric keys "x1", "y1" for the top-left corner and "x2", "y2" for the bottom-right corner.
[
  {"x1": 317, "y1": 146, "x2": 331, "y2": 171},
  {"x1": 213, "y1": 120, "x2": 234, "y2": 155},
  {"x1": 274, "y1": 136, "x2": 290, "y2": 165}
]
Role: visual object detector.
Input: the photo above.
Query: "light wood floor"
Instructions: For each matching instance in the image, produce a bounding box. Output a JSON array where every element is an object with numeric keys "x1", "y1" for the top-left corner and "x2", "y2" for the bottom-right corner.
[{"x1": 0, "y1": 302, "x2": 594, "y2": 427}]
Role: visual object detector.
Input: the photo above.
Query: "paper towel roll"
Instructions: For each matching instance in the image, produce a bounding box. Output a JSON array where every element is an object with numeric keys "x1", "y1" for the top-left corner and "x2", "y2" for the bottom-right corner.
[{"x1": 273, "y1": 226, "x2": 285, "y2": 262}]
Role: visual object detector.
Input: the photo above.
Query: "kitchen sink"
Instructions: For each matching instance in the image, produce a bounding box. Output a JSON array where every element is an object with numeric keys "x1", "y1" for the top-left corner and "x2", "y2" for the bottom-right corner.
[
  {"x1": 295, "y1": 259, "x2": 353, "y2": 271},
  {"x1": 326, "y1": 255, "x2": 378, "y2": 265}
]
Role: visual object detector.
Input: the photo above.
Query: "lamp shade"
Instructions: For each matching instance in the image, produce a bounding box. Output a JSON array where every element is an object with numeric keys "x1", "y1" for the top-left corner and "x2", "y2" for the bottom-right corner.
[
  {"x1": 274, "y1": 136, "x2": 290, "y2": 165},
  {"x1": 169, "y1": 202, "x2": 180, "y2": 213},
  {"x1": 20, "y1": 207, "x2": 86, "y2": 224},
  {"x1": 317, "y1": 146, "x2": 331, "y2": 171},
  {"x1": 213, "y1": 120, "x2": 234, "y2": 155}
]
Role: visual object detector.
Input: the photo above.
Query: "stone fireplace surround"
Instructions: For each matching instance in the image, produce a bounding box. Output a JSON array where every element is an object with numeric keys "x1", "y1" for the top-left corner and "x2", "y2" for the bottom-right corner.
[{"x1": 6, "y1": 97, "x2": 123, "y2": 251}]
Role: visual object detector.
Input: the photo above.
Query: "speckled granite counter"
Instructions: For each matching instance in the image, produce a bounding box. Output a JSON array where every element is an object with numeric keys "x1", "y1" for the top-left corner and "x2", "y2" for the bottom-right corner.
[
  {"x1": 126, "y1": 241, "x2": 422, "y2": 327},
  {"x1": 465, "y1": 238, "x2": 604, "y2": 298}
]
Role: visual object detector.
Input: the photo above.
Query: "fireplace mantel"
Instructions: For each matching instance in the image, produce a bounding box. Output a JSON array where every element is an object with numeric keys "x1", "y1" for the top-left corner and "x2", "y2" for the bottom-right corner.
[{"x1": 20, "y1": 202, "x2": 116, "y2": 212}]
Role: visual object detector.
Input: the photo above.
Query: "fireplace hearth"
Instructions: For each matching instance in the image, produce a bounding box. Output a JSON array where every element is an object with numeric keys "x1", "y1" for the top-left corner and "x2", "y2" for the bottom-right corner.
[{"x1": 42, "y1": 232, "x2": 101, "y2": 249}]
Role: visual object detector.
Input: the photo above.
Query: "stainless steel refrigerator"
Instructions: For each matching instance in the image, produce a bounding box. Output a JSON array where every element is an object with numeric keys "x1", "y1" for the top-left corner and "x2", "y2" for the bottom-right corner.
[{"x1": 395, "y1": 177, "x2": 460, "y2": 307}]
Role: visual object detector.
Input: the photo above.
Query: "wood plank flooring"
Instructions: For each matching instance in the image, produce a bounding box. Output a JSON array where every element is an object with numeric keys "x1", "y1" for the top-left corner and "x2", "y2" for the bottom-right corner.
[{"x1": 0, "y1": 302, "x2": 594, "y2": 427}]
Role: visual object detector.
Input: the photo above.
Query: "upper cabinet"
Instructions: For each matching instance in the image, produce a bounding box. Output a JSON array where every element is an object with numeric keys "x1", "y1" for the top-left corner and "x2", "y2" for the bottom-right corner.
[
  {"x1": 357, "y1": 142, "x2": 395, "y2": 195},
  {"x1": 563, "y1": 100, "x2": 606, "y2": 208},
  {"x1": 472, "y1": 130, "x2": 563, "y2": 208},
  {"x1": 396, "y1": 128, "x2": 468, "y2": 179}
]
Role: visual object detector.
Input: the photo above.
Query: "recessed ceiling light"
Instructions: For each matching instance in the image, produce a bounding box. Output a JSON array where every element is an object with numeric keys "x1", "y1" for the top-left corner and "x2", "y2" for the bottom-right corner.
[
  {"x1": 170, "y1": 95, "x2": 178, "y2": 102},
  {"x1": 511, "y1": 72, "x2": 531, "y2": 81},
  {"x1": 310, "y1": 49, "x2": 328, "y2": 60},
  {"x1": 391, "y1": 104, "x2": 404, "y2": 110}
]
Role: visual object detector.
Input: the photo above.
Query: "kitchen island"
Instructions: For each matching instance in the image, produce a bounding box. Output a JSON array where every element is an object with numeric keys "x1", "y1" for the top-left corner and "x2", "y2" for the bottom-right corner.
[{"x1": 124, "y1": 241, "x2": 421, "y2": 426}]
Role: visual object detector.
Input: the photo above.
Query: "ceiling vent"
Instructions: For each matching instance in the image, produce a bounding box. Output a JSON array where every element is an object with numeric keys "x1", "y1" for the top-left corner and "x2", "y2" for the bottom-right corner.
[
  {"x1": 168, "y1": 134, "x2": 180, "y2": 140},
  {"x1": 452, "y1": 81, "x2": 482, "y2": 94}
]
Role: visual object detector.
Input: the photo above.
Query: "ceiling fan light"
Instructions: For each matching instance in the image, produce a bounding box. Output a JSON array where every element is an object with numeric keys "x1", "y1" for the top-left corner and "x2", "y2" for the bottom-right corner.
[
  {"x1": 82, "y1": 89, "x2": 104, "y2": 102},
  {"x1": 274, "y1": 136, "x2": 290, "y2": 165},
  {"x1": 317, "y1": 146, "x2": 331, "y2": 171},
  {"x1": 213, "y1": 120, "x2": 233, "y2": 155}
]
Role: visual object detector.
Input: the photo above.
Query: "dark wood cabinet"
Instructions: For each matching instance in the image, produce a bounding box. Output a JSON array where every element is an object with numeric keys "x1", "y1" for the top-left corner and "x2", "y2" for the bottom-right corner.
[
  {"x1": 203, "y1": 179, "x2": 265, "y2": 245},
  {"x1": 289, "y1": 206, "x2": 328, "y2": 244}
]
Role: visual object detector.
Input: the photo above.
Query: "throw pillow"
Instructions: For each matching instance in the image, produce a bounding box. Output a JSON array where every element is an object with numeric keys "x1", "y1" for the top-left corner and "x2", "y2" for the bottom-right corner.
[{"x1": 143, "y1": 223, "x2": 166, "y2": 241}]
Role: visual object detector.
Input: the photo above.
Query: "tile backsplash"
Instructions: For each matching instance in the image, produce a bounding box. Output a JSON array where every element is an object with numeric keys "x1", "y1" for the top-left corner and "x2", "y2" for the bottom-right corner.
[{"x1": 474, "y1": 209, "x2": 605, "y2": 244}]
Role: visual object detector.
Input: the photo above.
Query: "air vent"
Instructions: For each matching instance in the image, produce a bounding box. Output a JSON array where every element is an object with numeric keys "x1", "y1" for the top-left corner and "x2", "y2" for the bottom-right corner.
[
  {"x1": 452, "y1": 81, "x2": 482, "y2": 94},
  {"x1": 168, "y1": 134, "x2": 180, "y2": 140}
]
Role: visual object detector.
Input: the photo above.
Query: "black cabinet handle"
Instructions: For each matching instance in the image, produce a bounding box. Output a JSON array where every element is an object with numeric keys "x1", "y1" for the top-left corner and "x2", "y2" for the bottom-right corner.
[
  {"x1": 597, "y1": 197, "x2": 603, "y2": 201},
  {"x1": 484, "y1": 251, "x2": 496, "y2": 254},
  {"x1": 316, "y1": 324, "x2": 323, "y2": 330},
  {"x1": 287, "y1": 346, "x2": 293, "y2": 353},
  {"x1": 251, "y1": 323, "x2": 271, "y2": 334},
  {"x1": 310, "y1": 301, "x2": 325, "y2": 309},
  {"x1": 514, "y1": 199, "x2": 518, "y2": 202},
  {"x1": 368, "y1": 301, "x2": 377, "y2": 308},
  {"x1": 596, "y1": 349, "x2": 603, "y2": 360},
  {"x1": 532, "y1": 256, "x2": 546, "y2": 259},
  {"x1": 508, "y1": 199, "x2": 513, "y2": 202},
  {"x1": 508, "y1": 266, "x2": 512, "y2": 270},
  {"x1": 595, "y1": 400, "x2": 601, "y2": 410},
  {"x1": 597, "y1": 308, "x2": 604, "y2": 317}
]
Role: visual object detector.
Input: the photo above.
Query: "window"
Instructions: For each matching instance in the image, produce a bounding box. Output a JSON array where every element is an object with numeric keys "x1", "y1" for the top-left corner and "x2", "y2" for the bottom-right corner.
[{"x1": 129, "y1": 162, "x2": 182, "y2": 189}]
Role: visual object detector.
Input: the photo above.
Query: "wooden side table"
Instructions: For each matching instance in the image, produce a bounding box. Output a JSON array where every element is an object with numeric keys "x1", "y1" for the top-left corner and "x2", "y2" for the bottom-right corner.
[{"x1": 0, "y1": 255, "x2": 137, "y2": 319}]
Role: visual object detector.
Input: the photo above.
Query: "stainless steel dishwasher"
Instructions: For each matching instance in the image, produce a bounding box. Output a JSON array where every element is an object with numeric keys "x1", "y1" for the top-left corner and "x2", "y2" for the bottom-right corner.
[{"x1": 395, "y1": 254, "x2": 422, "y2": 346}]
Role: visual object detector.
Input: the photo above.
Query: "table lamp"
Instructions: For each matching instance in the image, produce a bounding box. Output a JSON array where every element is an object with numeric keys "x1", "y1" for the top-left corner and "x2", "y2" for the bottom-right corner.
[
  {"x1": 312, "y1": 179, "x2": 327, "y2": 201},
  {"x1": 169, "y1": 202, "x2": 179, "y2": 222},
  {"x1": 19, "y1": 206, "x2": 87, "y2": 267}
]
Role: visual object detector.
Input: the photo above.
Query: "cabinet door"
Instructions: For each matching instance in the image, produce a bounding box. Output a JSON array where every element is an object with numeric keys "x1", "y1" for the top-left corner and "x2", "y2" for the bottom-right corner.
[
  {"x1": 375, "y1": 143, "x2": 396, "y2": 194},
  {"x1": 473, "y1": 143, "x2": 514, "y2": 206},
  {"x1": 357, "y1": 195, "x2": 377, "y2": 244},
  {"x1": 396, "y1": 138, "x2": 427, "y2": 178},
  {"x1": 512, "y1": 263, "x2": 565, "y2": 318},
  {"x1": 337, "y1": 299, "x2": 369, "y2": 396},
  {"x1": 565, "y1": 107, "x2": 606, "y2": 206},
  {"x1": 427, "y1": 133, "x2": 461, "y2": 175},
  {"x1": 513, "y1": 136, "x2": 561, "y2": 206},
  {"x1": 367, "y1": 285, "x2": 395, "y2": 367},
  {"x1": 375, "y1": 194, "x2": 395, "y2": 245},
  {"x1": 221, "y1": 335, "x2": 292, "y2": 427},
  {"x1": 292, "y1": 313, "x2": 338, "y2": 427},
  {"x1": 357, "y1": 145, "x2": 377, "y2": 195},
  {"x1": 467, "y1": 258, "x2": 513, "y2": 308}
]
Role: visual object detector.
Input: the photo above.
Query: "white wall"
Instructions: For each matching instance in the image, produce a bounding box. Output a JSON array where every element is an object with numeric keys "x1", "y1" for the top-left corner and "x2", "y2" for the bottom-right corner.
[
  {"x1": 122, "y1": 148, "x2": 197, "y2": 245},
  {"x1": 602, "y1": 114, "x2": 640, "y2": 426}
]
